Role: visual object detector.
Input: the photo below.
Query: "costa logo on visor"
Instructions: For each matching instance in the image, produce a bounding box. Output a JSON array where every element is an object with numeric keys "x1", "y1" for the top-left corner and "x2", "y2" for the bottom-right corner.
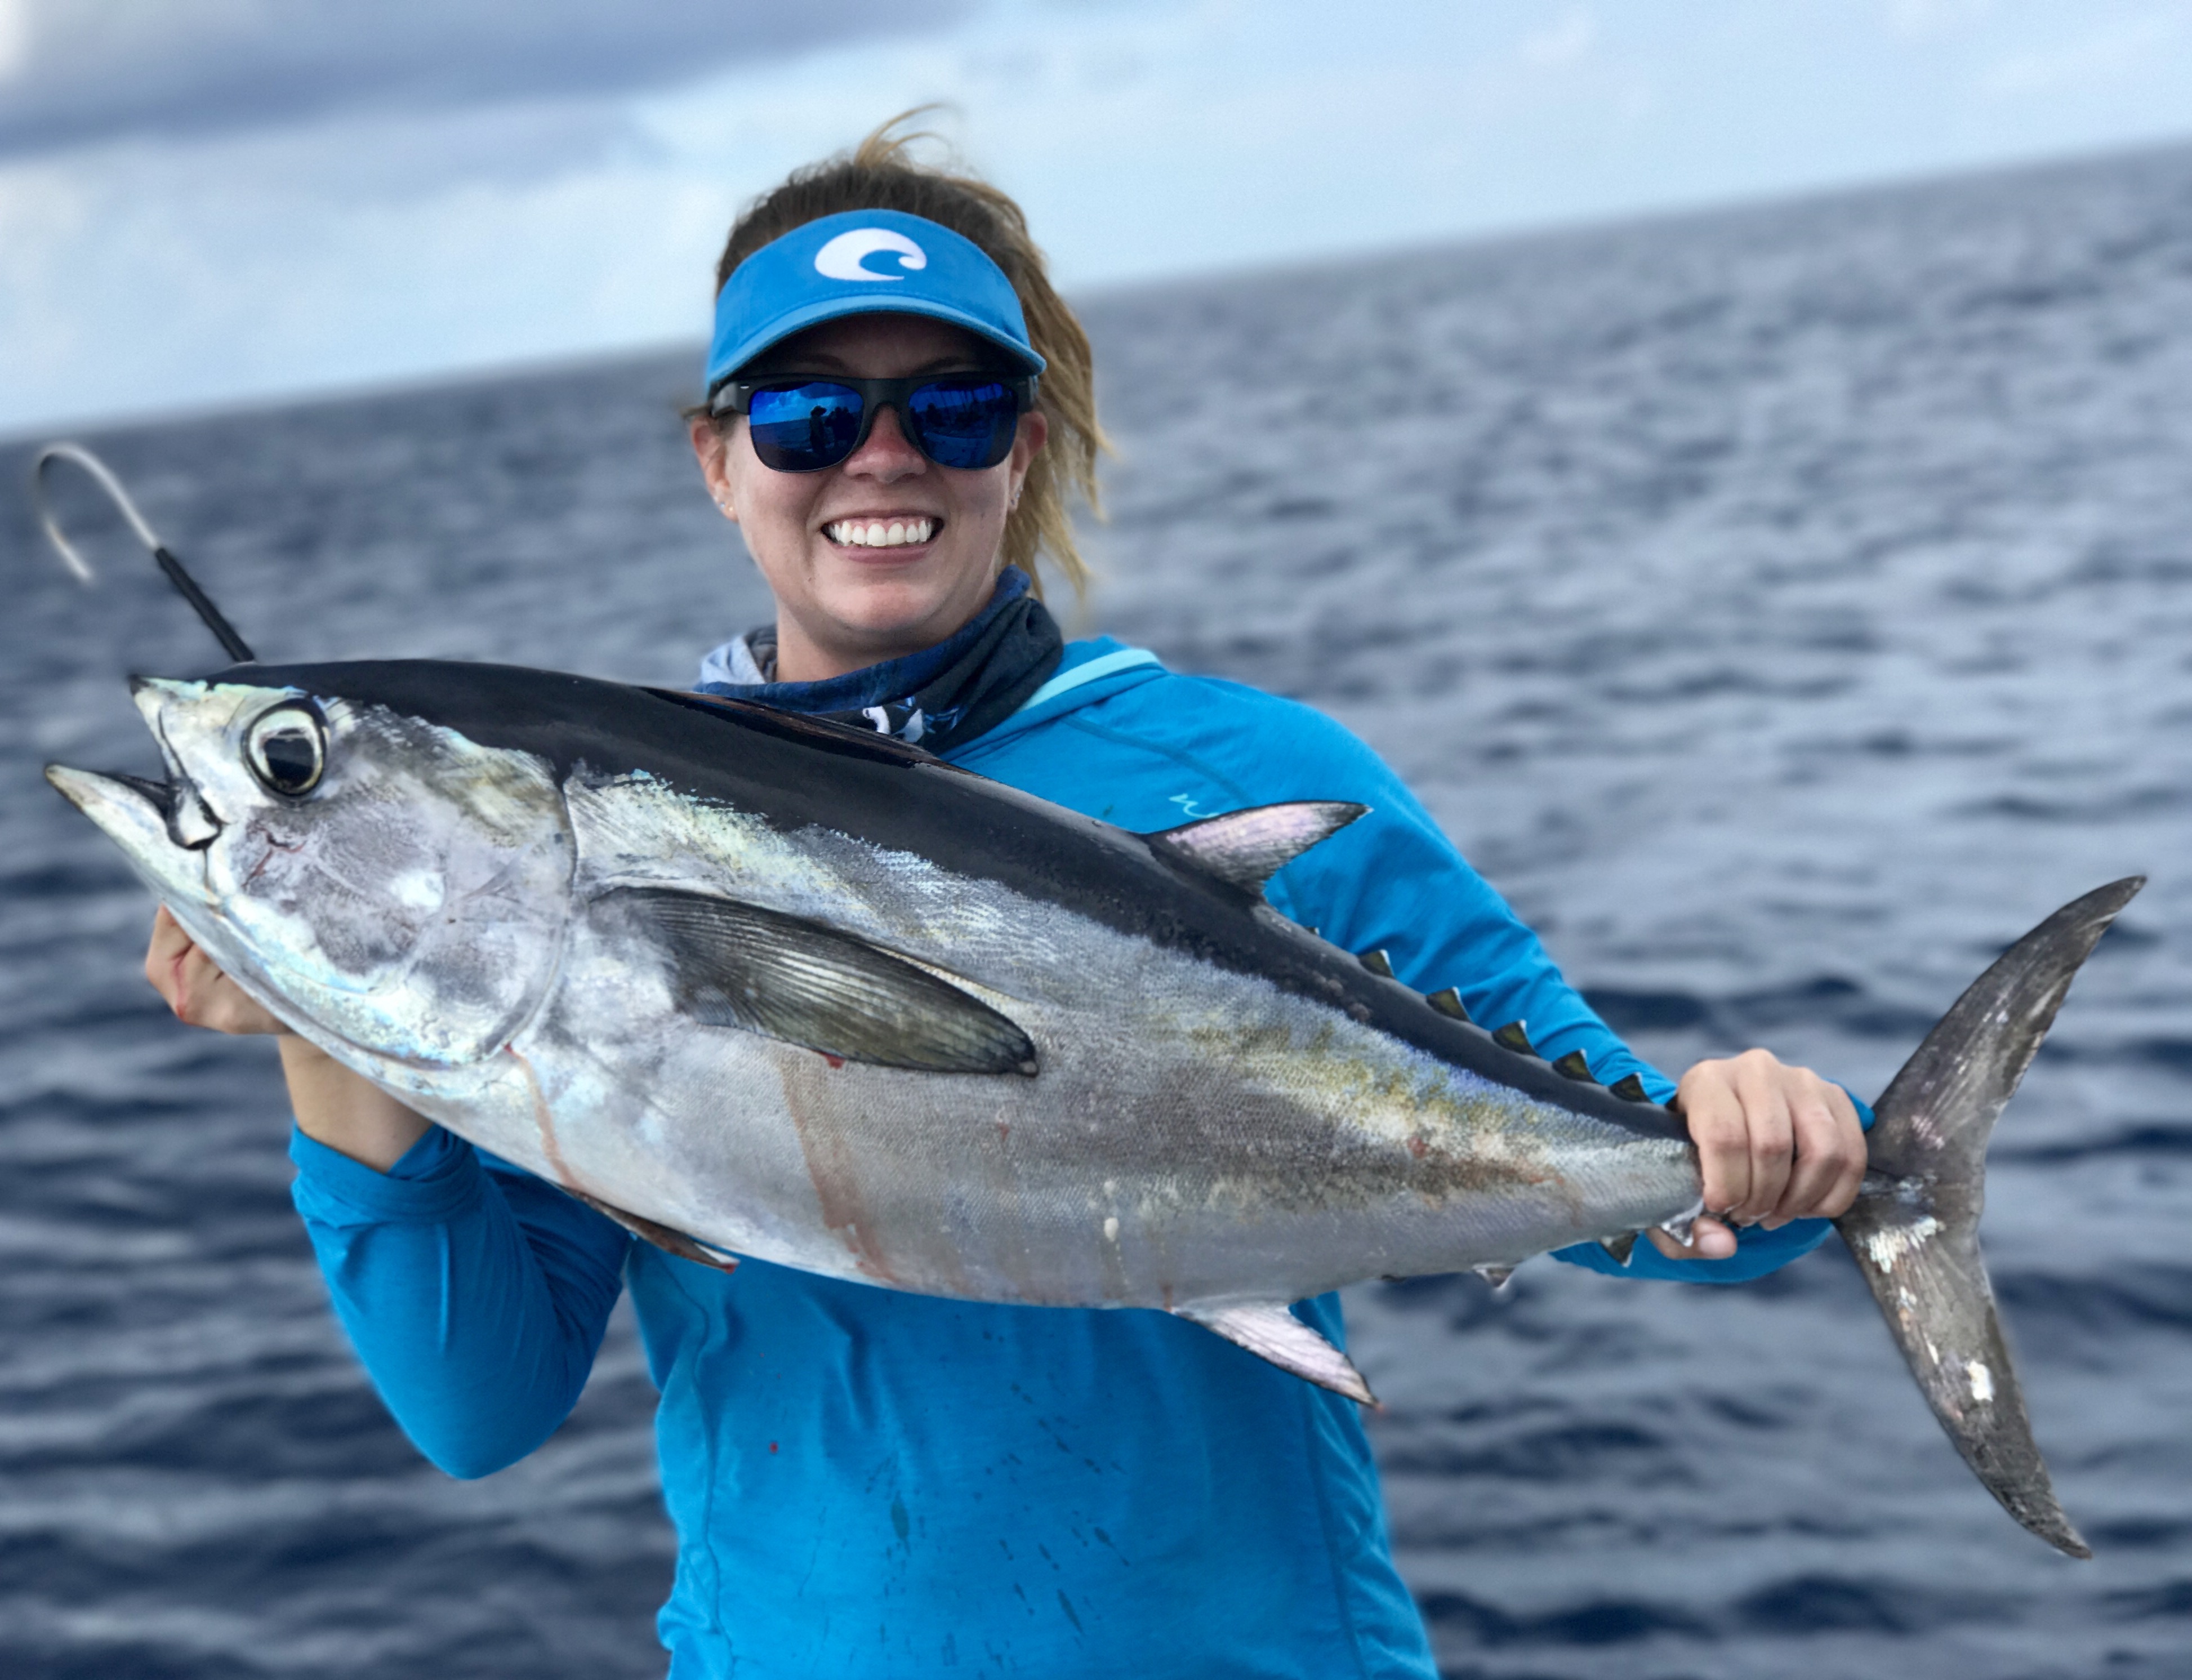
[
  {"x1": 812, "y1": 227, "x2": 928, "y2": 281},
  {"x1": 712, "y1": 374, "x2": 1036, "y2": 473},
  {"x1": 705, "y1": 211, "x2": 1045, "y2": 402}
]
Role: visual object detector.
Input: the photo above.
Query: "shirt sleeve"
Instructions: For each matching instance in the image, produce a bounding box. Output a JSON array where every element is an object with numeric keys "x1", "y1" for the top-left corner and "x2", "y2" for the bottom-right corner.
[
  {"x1": 289, "y1": 1123, "x2": 633, "y2": 1477},
  {"x1": 1239, "y1": 705, "x2": 1866, "y2": 1286}
]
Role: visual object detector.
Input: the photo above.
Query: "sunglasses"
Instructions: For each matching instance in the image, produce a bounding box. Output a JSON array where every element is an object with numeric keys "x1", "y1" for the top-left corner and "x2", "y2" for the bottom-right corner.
[{"x1": 711, "y1": 373, "x2": 1038, "y2": 473}]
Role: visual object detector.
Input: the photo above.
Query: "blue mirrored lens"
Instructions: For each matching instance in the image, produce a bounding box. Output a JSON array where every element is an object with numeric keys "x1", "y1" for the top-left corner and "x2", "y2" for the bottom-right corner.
[
  {"x1": 906, "y1": 380, "x2": 1018, "y2": 469},
  {"x1": 748, "y1": 382, "x2": 863, "y2": 470}
]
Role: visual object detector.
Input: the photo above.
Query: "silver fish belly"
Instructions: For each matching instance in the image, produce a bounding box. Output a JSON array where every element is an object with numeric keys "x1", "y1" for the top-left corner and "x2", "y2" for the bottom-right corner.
[{"x1": 398, "y1": 768, "x2": 1700, "y2": 1309}]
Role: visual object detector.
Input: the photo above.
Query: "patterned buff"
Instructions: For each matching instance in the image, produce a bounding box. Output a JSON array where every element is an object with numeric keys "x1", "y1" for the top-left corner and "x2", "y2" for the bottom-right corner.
[{"x1": 692, "y1": 567, "x2": 1064, "y2": 755}]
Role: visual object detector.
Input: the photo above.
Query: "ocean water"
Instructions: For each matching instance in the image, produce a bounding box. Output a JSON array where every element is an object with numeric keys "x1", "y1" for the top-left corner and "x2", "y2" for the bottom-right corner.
[{"x1": 5, "y1": 141, "x2": 2192, "y2": 1678}]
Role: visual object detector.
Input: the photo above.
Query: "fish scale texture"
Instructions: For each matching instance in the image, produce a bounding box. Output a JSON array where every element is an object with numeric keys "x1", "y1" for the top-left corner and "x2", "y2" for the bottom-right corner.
[{"x1": 289, "y1": 638, "x2": 1830, "y2": 1678}]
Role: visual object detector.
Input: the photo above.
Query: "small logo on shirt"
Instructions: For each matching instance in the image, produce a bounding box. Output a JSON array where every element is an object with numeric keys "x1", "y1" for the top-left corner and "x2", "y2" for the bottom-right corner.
[{"x1": 814, "y1": 228, "x2": 929, "y2": 282}]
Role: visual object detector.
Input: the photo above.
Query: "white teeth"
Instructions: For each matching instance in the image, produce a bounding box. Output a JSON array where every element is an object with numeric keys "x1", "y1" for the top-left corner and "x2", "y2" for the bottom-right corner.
[{"x1": 827, "y1": 518, "x2": 934, "y2": 546}]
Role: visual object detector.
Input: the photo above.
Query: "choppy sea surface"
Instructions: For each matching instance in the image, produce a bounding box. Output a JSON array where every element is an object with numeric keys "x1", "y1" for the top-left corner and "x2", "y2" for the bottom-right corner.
[{"x1": 5, "y1": 142, "x2": 2192, "y2": 1678}]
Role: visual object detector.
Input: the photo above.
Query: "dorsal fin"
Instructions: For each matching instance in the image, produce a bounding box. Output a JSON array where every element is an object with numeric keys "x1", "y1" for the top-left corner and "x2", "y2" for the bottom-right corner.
[{"x1": 1147, "y1": 801, "x2": 1369, "y2": 895}]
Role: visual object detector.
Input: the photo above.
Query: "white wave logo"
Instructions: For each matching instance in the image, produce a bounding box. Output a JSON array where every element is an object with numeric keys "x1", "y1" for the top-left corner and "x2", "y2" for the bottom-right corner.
[{"x1": 813, "y1": 228, "x2": 929, "y2": 282}]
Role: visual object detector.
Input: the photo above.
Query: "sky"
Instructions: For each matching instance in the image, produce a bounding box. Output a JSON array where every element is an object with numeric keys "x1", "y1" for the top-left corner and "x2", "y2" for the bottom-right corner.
[{"x1": 6, "y1": 0, "x2": 2192, "y2": 435}]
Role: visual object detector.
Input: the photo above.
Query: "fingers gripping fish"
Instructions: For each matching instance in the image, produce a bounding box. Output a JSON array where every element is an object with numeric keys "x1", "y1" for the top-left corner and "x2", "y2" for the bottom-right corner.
[{"x1": 48, "y1": 659, "x2": 2135, "y2": 1557}]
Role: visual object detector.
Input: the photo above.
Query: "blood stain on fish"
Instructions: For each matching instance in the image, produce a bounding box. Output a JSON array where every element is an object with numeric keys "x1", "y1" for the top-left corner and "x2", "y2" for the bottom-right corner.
[
  {"x1": 779, "y1": 1057, "x2": 898, "y2": 1283},
  {"x1": 506, "y1": 1045, "x2": 576, "y2": 1189}
]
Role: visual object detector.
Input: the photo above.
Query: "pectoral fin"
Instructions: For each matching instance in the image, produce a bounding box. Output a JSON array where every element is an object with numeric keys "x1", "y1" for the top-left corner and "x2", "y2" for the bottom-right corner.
[
  {"x1": 1175, "y1": 1301, "x2": 1376, "y2": 1405},
  {"x1": 600, "y1": 887, "x2": 1039, "y2": 1076}
]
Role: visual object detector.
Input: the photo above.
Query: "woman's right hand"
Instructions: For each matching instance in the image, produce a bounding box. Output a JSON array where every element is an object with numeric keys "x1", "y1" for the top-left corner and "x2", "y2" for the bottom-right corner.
[
  {"x1": 145, "y1": 906, "x2": 432, "y2": 1170},
  {"x1": 145, "y1": 904, "x2": 287, "y2": 1035}
]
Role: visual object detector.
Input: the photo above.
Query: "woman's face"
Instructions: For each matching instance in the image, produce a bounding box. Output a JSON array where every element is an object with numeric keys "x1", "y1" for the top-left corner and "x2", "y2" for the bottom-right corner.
[{"x1": 689, "y1": 312, "x2": 1048, "y2": 684}]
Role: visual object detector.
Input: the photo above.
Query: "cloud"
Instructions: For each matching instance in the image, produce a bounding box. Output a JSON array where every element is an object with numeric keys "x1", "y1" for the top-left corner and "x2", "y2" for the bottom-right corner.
[
  {"x1": 8, "y1": 0, "x2": 2192, "y2": 437},
  {"x1": 0, "y1": 0, "x2": 970, "y2": 158},
  {"x1": 1521, "y1": 8, "x2": 1597, "y2": 68},
  {"x1": 1982, "y1": 12, "x2": 2187, "y2": 96},
  {"x1": 1885, "y1": 0, "x2": 1999, "y2": 40}
]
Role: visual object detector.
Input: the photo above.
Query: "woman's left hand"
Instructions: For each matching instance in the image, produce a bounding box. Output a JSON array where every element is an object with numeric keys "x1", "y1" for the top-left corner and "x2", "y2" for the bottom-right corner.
[{"x1": 1646, "y1": 1049, "x2": 1868, "y2": 1262}]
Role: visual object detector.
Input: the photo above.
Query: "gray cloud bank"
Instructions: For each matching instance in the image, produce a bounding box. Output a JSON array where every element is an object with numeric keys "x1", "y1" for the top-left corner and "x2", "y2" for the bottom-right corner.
[{"x1": 0, "y1": 0, "x2": 971, "y2": 158}]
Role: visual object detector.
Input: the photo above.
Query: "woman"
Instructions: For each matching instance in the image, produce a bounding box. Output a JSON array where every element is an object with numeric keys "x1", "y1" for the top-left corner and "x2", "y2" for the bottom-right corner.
[{"x1": 148, "y1": 121, "x2": 1867, "y2": 1678}]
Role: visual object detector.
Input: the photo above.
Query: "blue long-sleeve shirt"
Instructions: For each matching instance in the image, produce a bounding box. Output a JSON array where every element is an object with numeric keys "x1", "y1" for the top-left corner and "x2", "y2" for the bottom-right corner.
[{"x1": 291, "y1": 639, "x2": 1852, "y2": 1678}]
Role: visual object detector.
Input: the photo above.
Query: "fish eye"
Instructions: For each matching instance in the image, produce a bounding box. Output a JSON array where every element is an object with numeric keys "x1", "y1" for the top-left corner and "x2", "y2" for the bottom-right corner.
[{"x1": 246, "y1": 704, "x2": 327, "y2": 798}]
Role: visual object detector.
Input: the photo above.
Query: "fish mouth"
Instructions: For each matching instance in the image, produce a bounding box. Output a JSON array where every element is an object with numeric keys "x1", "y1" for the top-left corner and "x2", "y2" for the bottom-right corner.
[
  {"x1": 48, "y1": 762, "x2": 177, "y2": 852},
  {"x1": 46, "y1": 675, "x2": 230, "y2": 854},
  {"x1": 44, "y1": 763, "x2": 221, "y2": 861}
]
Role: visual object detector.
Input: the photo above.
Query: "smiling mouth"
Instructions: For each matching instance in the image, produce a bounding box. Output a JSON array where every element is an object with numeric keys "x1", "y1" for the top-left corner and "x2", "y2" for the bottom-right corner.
[{"x1": 823, "y1": 516, "x2": 938, "y2": 549}]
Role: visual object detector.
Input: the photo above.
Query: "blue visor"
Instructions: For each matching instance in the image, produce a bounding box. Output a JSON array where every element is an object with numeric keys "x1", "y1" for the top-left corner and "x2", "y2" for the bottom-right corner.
[{"x1": 705, "y1": 210, "x2": 1045, "y2": 399}]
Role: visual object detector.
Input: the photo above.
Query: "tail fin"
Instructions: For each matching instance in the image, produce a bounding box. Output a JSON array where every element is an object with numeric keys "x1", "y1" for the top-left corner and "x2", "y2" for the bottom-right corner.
[{"x1": 1835, "y1": 877, "x2": 2142, "y2": 1558}]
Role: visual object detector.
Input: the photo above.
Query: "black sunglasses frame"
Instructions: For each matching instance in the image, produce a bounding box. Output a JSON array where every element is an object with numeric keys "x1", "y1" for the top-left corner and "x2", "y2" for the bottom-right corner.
[{"x1": 710, "y1": 372, "x2": 1040, "y2": 473}]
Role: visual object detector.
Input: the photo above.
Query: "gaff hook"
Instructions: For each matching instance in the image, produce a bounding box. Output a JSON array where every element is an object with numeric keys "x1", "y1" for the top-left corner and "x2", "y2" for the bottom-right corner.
[{"x1": 30, "y1": 442, "x2": 257, "y2": 664}]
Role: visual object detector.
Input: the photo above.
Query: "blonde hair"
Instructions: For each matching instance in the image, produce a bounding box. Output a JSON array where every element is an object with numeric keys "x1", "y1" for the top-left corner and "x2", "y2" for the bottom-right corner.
[{"x1": 707, "y1": 111, "x2": 1106, "y2": 602}]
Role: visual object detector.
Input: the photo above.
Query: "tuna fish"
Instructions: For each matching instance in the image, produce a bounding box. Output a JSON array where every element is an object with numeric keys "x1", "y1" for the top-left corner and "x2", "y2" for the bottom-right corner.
[{"x1": 47, "y1": 658, "x2": 2134, "y2": 1557}]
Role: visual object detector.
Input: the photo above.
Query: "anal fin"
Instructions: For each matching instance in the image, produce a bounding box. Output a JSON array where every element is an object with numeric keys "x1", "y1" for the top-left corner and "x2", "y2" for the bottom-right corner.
[
  {"x1": 572, "y1": 1189, "x2": 740, "y2": 1273},
  {"x1": 1175, "y1": 1301, "x2": 1375, "y2": 1405}
]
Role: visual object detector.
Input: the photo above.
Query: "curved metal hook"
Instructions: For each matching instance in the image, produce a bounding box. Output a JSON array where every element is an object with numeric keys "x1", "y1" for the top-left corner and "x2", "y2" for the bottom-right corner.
[
  {"x1": 28, "y1": 442, "x2": 256, "y2": 663},
  {"x1": 32, "y1": 442, "x2": 164, "y2": 585}
]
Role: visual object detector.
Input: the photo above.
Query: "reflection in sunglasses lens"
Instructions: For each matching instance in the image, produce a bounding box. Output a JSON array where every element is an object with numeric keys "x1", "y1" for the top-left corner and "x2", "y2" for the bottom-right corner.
[
  {"x1": 908, "y1": 381, "x2": 1017, "y2": 470},
  {"x1": 749, "y1": 382, "x2": 863, "y2": 470}
]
